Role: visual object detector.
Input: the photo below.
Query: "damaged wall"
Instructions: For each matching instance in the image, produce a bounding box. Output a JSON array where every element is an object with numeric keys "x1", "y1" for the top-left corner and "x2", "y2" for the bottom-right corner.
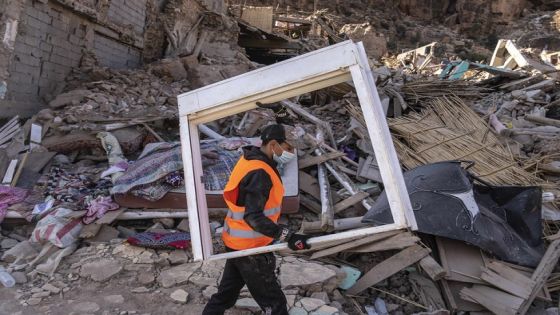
[{"x1": 0, "y1": 0, "x2": 149, "y2": 118}]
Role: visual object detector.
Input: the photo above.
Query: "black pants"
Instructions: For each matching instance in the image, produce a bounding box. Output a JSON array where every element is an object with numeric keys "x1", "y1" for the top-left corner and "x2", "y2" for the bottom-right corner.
[{"x1": 202, "y1": 252, "x2": 288, "y2": 315}]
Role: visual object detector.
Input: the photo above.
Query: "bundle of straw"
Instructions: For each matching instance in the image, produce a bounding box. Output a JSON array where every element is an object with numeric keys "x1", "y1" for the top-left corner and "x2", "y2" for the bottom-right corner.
[{"x1": 402, "y1": 80, "x2": 492, "y2": 105}]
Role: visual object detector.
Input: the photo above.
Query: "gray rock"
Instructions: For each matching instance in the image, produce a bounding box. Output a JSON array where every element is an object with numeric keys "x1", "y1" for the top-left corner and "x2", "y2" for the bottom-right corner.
[
  {"x1": 311, "y1": 292, "x2": 330, "y2": 304},
  {"x1": 202, "y1": 286, "x2": 218, "y2": 299},
  {"x1": 27, "y1": 298, "x2": 42, "y2": 306},
  {"x1": 71, "y1": 301, "x2": 100, "y2": 313},
  {"x1": 131, "y1": 286, "x2": 150, "y2": 293},
  {"x1": 42, "y1": 283, "x2": 60, "y2": 294},
  {"x1": 48, "y1": 89, "x2": 90, "y2": 109},
  {"x1": 280, "y1": 262, "x2": 336, "y2": 288},
  {"x1": 189, "y1": 275, "x2": 216, "y2": 287},
  {"x1": 168, "y1": 250, "x2": 190, "y2": 265},
  {"x1": 104, "y1": 295, "x2": 125, "y2": 304},
  {"x1": 170, "y1": 289, "x2": 189, "y2": 303},
  {"x1": 11, "y1": 272, "x2": 27, "y2": 284},
  {"x1": 1, "y1": 238, "x2": 18, "y2": 249},
  {"x1": 289, "y1": 307, "x2": 308, "y2": 315},
  {"x1": 137, "y1": 272, "x2": 155, "y2": 285},
  {"x1": 32, "y1": 291, "x2": 50, "y2": 298},
  {"x1": 80, "y1": 259, "x2": 123, "y2": 282},
  {"x1": 199, "y1": 260, "x2": 225, "y2": 278},
  {"x1": 300, "y1": 298, "x2": 326, "y2": 312},
  {"x1": 157, "y1": 262, "x2": 201, "y2": 288},
  {"x1": 330, "y1": 301, "x2": 343, "y2": 312},
  {"x1": 310, "y1": 305, "x2": 339, "y2": 315},
  {"x1": 235, "y1": 297, "x2": 261, "y2": 312}
]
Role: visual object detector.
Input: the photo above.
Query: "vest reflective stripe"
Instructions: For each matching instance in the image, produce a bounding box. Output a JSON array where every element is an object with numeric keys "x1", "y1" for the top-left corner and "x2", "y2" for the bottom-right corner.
[
  {"x1": 222, "y1": 157, "x2": 284, "y2": 250},
  {"x1": 225, "y1": 206, "x2": 281, "y2": 220},
  {"x1": 223, "y1": 224, "x2": 265, "y2": 239}
]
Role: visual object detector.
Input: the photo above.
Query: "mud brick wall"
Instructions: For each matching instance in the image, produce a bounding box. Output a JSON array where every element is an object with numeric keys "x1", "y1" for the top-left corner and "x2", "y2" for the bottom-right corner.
[{"x1": 0, "y1": 0, "x2": 148, "y2": 118}]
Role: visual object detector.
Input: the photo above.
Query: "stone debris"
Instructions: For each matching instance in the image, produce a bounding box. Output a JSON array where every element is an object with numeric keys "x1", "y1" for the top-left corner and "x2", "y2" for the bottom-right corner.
[
  {"x1": 79, "y1": 259, "x2": 123, "y2": 282},
  {"x1": 169, "y1": 289, "x2": 189, "y2": 303},
  {"x1": 0, "y1": 1, "x2": 559, "y2": 315}
]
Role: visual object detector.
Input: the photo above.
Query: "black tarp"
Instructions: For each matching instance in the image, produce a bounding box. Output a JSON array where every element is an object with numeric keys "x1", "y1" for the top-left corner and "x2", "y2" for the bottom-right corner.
[{"x1": 362, "y1": 161, "x2": 544, "y2": 267}]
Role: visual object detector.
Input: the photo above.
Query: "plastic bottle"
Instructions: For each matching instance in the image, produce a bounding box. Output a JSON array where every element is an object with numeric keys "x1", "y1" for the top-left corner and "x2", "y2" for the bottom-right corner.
[{"x1": 0, "y1": 266, "x2": 15, "y2": 288}]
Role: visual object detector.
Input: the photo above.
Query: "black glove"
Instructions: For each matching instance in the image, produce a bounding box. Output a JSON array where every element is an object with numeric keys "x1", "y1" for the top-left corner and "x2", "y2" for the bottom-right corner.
[{"x1": 287, "y1": 233, "x2": 311, "y2": 251}]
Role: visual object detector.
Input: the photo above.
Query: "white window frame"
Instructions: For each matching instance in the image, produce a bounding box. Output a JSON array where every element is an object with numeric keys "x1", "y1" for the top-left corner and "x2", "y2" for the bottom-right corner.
[{"x1": 178, "y1": 40, "x2": 417, "y2": 261}]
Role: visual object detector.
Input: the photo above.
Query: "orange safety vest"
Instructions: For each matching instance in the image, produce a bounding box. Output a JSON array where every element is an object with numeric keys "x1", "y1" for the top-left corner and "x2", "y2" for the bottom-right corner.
[{"x1": 222, "y1": 156, "x2": 284, "y2": 250}]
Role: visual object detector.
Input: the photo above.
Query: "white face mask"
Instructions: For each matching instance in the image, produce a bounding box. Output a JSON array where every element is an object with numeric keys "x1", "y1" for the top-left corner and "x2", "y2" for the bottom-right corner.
[{"x1": 273, "y1": 143, "x2": 296, "y2": 164}]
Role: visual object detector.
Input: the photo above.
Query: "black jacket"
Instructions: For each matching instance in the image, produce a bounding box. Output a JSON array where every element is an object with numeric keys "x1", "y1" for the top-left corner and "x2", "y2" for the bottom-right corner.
[{"x1": 235, "y1": 146, "x2": 282, "y2": 239}]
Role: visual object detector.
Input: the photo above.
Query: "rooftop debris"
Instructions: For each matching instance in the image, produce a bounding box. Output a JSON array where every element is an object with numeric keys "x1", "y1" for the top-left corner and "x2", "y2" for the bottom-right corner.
[{"x1": 1, "y1": 1, "x2": 560, "y2": 314}]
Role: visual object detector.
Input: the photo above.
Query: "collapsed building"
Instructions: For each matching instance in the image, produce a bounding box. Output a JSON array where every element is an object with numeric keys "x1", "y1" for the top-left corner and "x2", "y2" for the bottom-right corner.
[{"x1": 0, "y1": 0, "x2": 560, "y2": 314}]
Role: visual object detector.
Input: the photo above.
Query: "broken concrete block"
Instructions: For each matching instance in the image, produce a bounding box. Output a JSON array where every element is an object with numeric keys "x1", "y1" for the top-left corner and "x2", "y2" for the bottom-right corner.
[
  {"x1": 170, "y1": 289, "x2": 189, "y2": 303},
  {"x1": 157, "y1": 262, "x2": 201, "y2": 288},
  {"x1": 80, "y1": 259, "x2": 123, "y2": 282},
  {"x1": 300, "y1": 298, "x2": 326, "y2": 312},
  {"x1": 279, "y1": 261, "x2": 336, "y2": 289},
  {"x1": 48, "y1": 89, "x2": 90, "y2": 109}
]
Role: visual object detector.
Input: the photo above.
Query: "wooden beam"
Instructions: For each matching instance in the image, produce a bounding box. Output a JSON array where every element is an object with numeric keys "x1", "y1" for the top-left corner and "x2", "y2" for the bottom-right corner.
[
  {"x1": 480, "y1": 267, "x2": 532, "y2": 299},
  {"x1": 517, "y1": 232, "x2": 560, "y2": 314},
  {"x1": 309, "y1": 230, "x2": 401, "y2": 259},
  {"x1": 333, "y1": 191, "x2": 369, "y2": 213},
  {"x1": 460, "y1": 285, "x2": 523, "y2": 315},
  {"x1": 347, "y1": 231, "x2": 419, "y2": 253},
  {"x1": 1, "y1": 159, "x2": 18, "y2": 185},
  {"x1": 298, "y1": 151, "x2": 345, "y2": 169},
  {"x1": 299, "y1": 193, "x2": 321, "y2": 214},
  {"x1": 418, "y1": 256, "x2": 446, "y2": 281},
  {"x1": 346, "y1": 244, "x2": 430, "y2": 295},
  {"x1": 525, "y1": 115, "x2": 560, "y2": 128},
  {"x1": 298, "y1": 171, "x2": 320, "y2": 199}
]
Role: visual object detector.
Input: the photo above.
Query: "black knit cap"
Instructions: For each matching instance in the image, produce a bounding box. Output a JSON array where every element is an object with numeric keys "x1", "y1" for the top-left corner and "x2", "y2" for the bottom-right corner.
[{"x1": 261, "y1": 124, "x2": 286, "y2": 143}]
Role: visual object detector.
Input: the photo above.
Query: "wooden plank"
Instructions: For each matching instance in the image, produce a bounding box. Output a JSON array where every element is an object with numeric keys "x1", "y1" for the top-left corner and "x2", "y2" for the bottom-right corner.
[
  {"x1": 348, "y1": 231, "x2": 419, "y2": 253},
  {"x1": 333, "y1": 191, "x2": 369, "y2": 213},
  {"x1": 25, "y1": 152, "x2": 56, "y2": 173},
  {"x1": 460, "y1": 285, "x2": 523, "y2": 315},
  {"x1": 79, "y1": 223, "x2": 103, "y2": 239},
  {"x1": 10, "y1": 153, "x2": 28, "y2": 187},
  {"x1": 298, "y1": 151, "x2": 345, "y2": 169},
  {"x1": 419, "y1": 256, "x2": 446, "y2": 281},
  {"x1": 95, "y1": 208, "x2": 126, "y2": 224},
  {"x1": 441, "y1": 280, "x2": 485, "y2": 312},
  {"x1": 299, "y1": 193, "x2": 321, "y2": 214},
  {"x1": 485, "y1": 261, "x2": 534, "y2": 288},
  {"x1": 480, "y1": 268, "x2": 532, "y2": 299},
  {"x1": 1, "y1": 159, "x2": 18, "y2": 185},
  {"x1": 436, "y1": 237, "x2": 485, "y2": 284},
  {"x1": 346, "y1": 244, "x2": 430, "y2": 295},
  {"x1": 298, "y1": 171, "x2": 321, "y2": 199},
  {"x1": 310, "y1": 230, "x2": 401, "y2": 259},
  {"x1": 357, "y1": 155, "x2": 382, "y2": 182},
  {"x1": 483, "y1": 259, "x2": 550, "y2": 302},
  {"x1": 517, "y1": 232, "x2": 560, "y2": 314}
]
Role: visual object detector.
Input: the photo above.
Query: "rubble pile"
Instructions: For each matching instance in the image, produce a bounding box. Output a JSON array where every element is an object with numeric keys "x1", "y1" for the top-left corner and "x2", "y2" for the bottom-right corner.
[{"x1": 1, "y1": 1, "x2": 560, "y2": 315}]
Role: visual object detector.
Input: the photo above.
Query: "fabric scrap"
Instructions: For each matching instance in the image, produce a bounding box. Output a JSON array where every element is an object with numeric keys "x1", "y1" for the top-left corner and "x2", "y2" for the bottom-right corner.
[
  {"x1": 31, "y1": 208, "x2": 83, "y2": 248},
  {"x1": 127, "y1": 231, "x2": 191, "y2": 249},
  {"x1": 0, "y1": 186, "x2": 29, "y2": 224},
  {"x1": 83, "y1": 196, "x2": 120, "y2": 225},
  {"x1": 97, "y1": 131, "x2": 127, "y2": 183},
  {"x1": 112, "y1": 143, "x2": 182, "y2": 200},
  {"x1": 100, "y1": 162, "x2": 128, "y2": 179}
]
